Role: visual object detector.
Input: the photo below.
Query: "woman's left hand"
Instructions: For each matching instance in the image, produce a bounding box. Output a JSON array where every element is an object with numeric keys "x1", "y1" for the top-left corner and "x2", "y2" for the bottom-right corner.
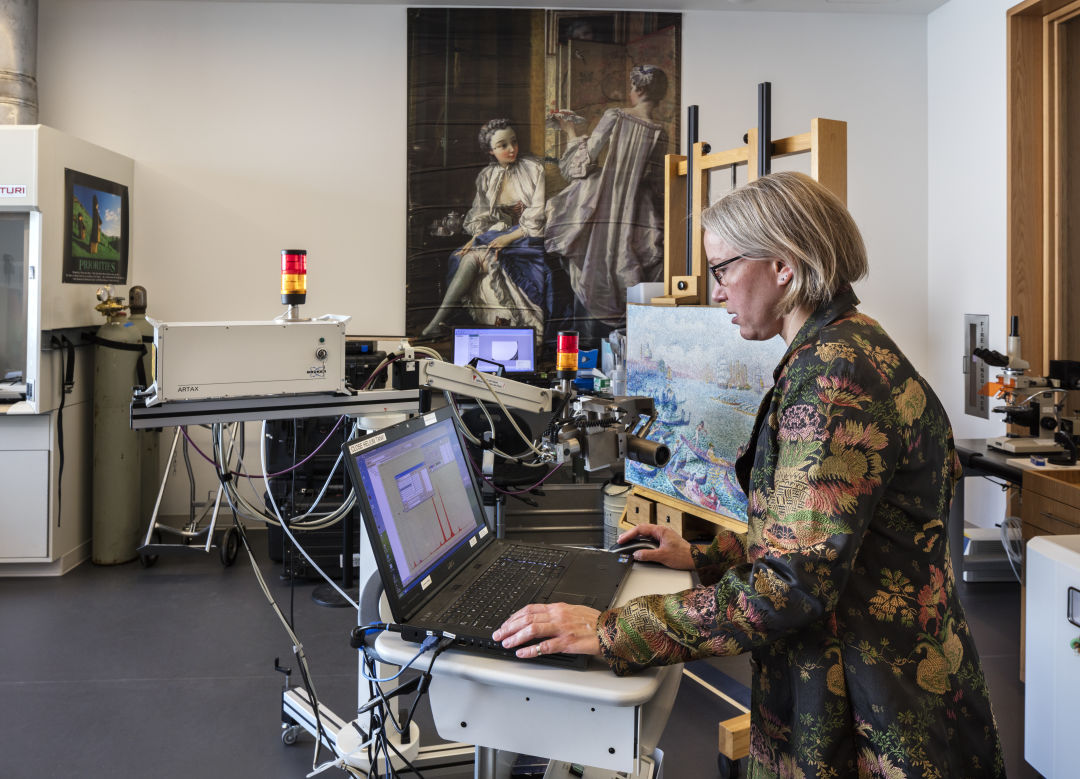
[{"x1": 492, "y1": 602, "x2": 602, "y2": 659}]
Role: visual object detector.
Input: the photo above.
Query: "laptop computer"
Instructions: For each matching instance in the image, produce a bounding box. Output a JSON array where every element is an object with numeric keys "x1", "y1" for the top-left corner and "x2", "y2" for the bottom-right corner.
[
  {"x1": 451, "y1": 326, "x2": 537, "y2": 378},
  {"x1": 342, "y1": 406, "x2": 632, "y2": 668}
]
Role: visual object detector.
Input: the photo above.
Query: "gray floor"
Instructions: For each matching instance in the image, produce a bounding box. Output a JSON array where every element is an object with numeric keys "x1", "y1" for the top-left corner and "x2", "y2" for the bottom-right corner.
[{"x1": 0, "y1": 530, "x2": 1040, "y2": 778}]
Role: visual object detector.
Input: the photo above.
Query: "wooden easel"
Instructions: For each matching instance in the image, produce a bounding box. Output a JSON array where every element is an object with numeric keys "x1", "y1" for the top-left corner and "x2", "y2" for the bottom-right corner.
[
  {"x1": 623, "y1": 106, "x2": 848, "y2": 529},
  {"x1": 619, "y1": 98, "x2": 848, "y2": 775},
  {"x1": 652, "y1": 116, "x2": 847, "y2": 307}
]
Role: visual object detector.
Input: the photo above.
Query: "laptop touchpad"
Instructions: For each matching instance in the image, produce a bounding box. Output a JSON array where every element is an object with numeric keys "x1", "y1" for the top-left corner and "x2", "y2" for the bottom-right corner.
[{"x1": 556, "y1": 593, "x2": 600, "y2": 608}]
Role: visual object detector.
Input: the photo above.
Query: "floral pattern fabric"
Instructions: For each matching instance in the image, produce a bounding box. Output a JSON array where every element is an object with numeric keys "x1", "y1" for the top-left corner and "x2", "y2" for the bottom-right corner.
[{"x1": 597, "y1": 287, "x2": 1004, "y2": 778}]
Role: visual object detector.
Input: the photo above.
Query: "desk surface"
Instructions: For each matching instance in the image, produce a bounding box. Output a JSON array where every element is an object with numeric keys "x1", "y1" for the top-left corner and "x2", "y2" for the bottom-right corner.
[
  {"x1": 375, "y1": 563, "x2": 692, "y2": 707},
  {"x1": 956, "y1": 438, "x2": 1080, "y2": 485},
  {"x1": 955, "y1": 438, "x2": 1024, "y2": 484}
]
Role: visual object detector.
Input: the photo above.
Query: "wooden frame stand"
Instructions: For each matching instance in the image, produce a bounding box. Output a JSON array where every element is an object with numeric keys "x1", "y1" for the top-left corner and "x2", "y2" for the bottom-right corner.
[{"x1": 652, "y1": 117, "x2": 847, "y2": 307}]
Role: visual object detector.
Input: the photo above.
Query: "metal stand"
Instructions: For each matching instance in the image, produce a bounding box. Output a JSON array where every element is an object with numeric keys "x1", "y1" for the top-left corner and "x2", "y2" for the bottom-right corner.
[
  {"x1": 542, "y1": 754, "x2": 661, "y2": 779},
  {"x1": 282, "y1": 571, "x2": 475, "y2": 774},
  {"x1": 281, "y1": 686, "x2": 476, "y2": 773},
  {"x1": 137, "y1": 425, "x2": 240, "y2": 568}
]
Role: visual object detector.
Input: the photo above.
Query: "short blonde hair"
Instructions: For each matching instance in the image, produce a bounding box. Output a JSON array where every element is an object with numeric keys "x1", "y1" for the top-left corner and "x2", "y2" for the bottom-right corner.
[{"x1": 700, "y1": 171, "x2": 867, "y2": 314}]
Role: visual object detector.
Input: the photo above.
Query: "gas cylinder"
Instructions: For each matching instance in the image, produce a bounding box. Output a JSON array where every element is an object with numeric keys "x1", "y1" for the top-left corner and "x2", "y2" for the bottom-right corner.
[
  {"x1": 127, "y1": 285, "x2": 160, "y2": 526},
  {"x1": 91, "y1": 288, "x2": 143, "y2": 565}
]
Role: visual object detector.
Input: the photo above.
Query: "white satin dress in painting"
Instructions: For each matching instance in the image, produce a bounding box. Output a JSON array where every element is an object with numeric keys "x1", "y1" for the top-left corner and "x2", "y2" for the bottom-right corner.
[
  {"x1": 451, "y1": 155, "x2": 546, "y2": 335},
  {"x1": 545, "y1": 109, "x2": 666, "y2": 323}
]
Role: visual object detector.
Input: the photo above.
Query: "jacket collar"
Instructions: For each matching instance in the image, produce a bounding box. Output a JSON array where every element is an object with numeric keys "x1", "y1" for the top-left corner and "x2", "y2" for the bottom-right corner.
[{"x1": 773, "y1": 284, "x2": 860, "y2": 380}]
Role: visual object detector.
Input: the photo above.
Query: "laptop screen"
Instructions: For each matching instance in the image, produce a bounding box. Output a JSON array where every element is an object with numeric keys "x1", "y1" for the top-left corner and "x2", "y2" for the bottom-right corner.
[
  {"x1": 452, "y1": 326, "x2": 535, "y2": 373},
  {"x1": 345, "y1": 410, "x2": 490, "y2": 616}
]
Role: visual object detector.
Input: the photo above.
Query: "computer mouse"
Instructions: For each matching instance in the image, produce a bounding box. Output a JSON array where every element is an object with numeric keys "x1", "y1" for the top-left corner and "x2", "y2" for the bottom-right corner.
[{"x1": 607, "y1": 537, "x2": 661, "y2": 554}]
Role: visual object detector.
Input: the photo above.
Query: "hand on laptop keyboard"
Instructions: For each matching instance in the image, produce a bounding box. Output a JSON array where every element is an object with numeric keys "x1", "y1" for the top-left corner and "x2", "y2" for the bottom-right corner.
[
  {"x1": 492, "y1": 601, "x2": 602, "y2": 660},
  {"x1": 436, "y1": 545, "x2": 568, "y2": 632}
]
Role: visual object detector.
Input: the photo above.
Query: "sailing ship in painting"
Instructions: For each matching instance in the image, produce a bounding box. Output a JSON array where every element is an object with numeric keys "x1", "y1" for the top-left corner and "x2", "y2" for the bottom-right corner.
[{"x1": 625, "y1": 304, "x2": 787, "y2": 522}]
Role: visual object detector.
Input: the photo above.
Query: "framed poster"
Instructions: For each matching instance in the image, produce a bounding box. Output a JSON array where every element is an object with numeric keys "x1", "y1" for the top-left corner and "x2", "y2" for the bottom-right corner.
[
  {"x1": 405, "y1": 9, "x2": 681, "y2": 367},
  {"x1": 62, "y1": 168, "x2": 129, "y2": 284},
  {"x1": 625, "y1": 304, "x2": 788, "y2": 522}
]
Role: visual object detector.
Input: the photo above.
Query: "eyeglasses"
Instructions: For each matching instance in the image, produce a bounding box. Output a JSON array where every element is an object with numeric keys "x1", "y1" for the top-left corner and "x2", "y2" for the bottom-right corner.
[{"x1": 708, "y1": 254, "x2": 748, "y2": 286}]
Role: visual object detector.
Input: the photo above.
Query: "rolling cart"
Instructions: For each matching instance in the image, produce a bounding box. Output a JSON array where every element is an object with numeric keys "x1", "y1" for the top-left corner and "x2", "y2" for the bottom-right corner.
[{"x1": 137, "y1": 424, "x2": 241, "y2": 568}]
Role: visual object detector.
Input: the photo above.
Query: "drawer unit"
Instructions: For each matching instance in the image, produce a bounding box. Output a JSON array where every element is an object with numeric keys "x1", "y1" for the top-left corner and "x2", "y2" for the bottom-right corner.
[{"x1": 1021, "y1": 469, "x2": 1080, "y2": 540}]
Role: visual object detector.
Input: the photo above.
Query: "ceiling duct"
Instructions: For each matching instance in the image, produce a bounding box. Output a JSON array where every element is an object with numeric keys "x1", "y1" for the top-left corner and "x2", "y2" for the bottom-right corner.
[{"x1": 0, "y1": 0, "x2": 37, "y2": 124}]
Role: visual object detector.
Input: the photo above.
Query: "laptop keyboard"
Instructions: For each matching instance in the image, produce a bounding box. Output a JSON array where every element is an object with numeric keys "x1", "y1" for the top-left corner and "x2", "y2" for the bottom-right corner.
[{"x1": 437, "y1": 545, "x2": 569, "y2": 634}]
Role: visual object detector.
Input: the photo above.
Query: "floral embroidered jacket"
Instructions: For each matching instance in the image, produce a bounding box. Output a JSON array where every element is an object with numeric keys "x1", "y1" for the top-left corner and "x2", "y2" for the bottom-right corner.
[{"x1": 597, "y1": 288, "x2": 1005, "y2": 778}]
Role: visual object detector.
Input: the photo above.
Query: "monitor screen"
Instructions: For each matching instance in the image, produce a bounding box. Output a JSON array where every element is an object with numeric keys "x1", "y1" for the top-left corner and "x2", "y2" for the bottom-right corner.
[
  {"x1": 452, "y1": 326, "x2": 535, "y2": 373},
  {"x1": 349, "y1": 414, "x2": 488, "y2": 599}
]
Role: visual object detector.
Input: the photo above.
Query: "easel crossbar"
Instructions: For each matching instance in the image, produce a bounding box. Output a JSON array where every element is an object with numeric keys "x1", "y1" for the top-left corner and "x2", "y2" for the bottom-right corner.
[
  {"x1": 674, "y1": 130, "x2": 815, "y2": 177},
  {"x1": 657, "y1": 117, "x2": 846, "y2": 307}
]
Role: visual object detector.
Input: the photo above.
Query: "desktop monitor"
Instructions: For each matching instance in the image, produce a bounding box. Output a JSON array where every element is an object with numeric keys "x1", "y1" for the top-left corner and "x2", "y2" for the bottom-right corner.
[{"x1": 451, "y1": 326, "x2": 535, "y2": 374}]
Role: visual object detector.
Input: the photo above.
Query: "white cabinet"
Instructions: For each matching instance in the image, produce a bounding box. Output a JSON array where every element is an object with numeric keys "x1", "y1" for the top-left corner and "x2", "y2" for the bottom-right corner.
[
  {"x1": 1025, "y1": 535, "x2": 1080, "y2": 778},
  {"x1": 0, "y1": 381, "x2": 93, "y2": 574},
  {"x1": 0, "y1": 448, "x2": 49, "y2": 557}
]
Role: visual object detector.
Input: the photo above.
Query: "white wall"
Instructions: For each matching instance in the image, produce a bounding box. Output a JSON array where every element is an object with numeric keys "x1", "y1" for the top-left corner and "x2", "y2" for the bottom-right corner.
[
  {"x1": 37, "y1": 1, "x2": 931, "y2": 516},
  {"x1": 682, "y1": 11, "x2": 929, "y2": 365},
  {"x1": 928, "y1": 0, "x2": 1014, "y2": 528},
  {"x1": 38, "y1": 0, "x2": 408, "y2": 333}
]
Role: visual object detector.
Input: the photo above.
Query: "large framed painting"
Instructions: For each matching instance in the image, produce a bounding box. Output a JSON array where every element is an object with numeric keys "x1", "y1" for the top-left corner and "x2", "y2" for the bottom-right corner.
[
  {"x1": 405, "y1": 9, "x2": 681, "y2": 367},
  {"x1": 624, "y1": 304, "x2": 788, "y2": 523}
]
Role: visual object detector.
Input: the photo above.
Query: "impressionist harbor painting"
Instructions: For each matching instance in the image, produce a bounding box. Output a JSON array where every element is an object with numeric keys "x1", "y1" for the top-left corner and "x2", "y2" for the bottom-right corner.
[{"x1": 625, "y1": 304, "x2": 788, "y2": 522}]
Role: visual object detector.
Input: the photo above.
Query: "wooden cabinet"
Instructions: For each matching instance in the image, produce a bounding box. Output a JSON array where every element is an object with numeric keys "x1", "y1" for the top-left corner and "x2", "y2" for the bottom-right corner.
[
  {"x1": 617, "y1": 485, "x2": 745, "y2": 540},
  {"x1": 1021, "y1": 470, "x2": 1080, "y2": 540}
]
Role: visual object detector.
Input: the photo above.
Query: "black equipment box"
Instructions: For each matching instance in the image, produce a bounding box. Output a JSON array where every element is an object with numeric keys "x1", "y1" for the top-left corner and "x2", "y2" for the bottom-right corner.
[{"x1": 265, "y1": 416, "x2": 360, "y2": 579}]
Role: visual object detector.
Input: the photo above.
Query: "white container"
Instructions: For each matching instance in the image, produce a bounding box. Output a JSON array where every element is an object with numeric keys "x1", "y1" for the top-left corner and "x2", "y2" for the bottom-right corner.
[
  {"x1": 626, "y1": 282, "x2": 664, "y2": 305},
  {"x1": 602, "y1": 481, "x2": 632, "y2": 548}
]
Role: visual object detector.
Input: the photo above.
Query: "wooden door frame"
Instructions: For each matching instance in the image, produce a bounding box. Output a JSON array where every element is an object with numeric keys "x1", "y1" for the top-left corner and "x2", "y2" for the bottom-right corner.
[{"x1": 1008, "y1": 0, "x2": 1080, "y2": 374}]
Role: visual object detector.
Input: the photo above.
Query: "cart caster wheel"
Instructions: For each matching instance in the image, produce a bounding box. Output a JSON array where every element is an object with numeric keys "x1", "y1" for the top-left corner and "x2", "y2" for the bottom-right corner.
[
  {"x1": 221, "y1": 526, "x2": 239, "y2": 567},
  {"x1": 282, "y1": 724, "x2": 301, "y2": 746},
  {"x1": 139, "y1": 531, "x2": 161, "y2": 568},
  {"x1": 717, "y1": 754, "x2": 742, "y2": 779}
]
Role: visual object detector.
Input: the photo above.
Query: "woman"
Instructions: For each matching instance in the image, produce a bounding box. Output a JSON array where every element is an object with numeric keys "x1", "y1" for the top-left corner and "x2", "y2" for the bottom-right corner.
[
  {"x1": 495, "y1": 172, "x2": 1005, "y2": 777},
  {"x1": 545, "y1": 64, "x2": 668, "y2": 328},
  {"x1": 421, "y1": 119, "x2": 551, "y2": 339}
]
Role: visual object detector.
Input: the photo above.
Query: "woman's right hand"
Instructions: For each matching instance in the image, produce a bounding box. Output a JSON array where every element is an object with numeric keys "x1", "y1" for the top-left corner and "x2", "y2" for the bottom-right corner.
[
  {"x1": 461, "y1": 236, "x2": 477, "y2": 251},
  {"x1": 554, "y1": 117, "x2": 580, "y2": 140},
  {"x1": 617, "y1": 524, "x2": 695, "y2": 570}
]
